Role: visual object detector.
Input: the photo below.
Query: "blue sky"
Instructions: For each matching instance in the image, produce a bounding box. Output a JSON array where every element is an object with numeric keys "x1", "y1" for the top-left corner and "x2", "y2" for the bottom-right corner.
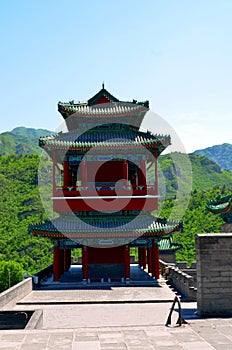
[{"x1": 0, "y1": 0, "x2": 231, "y2": 152}]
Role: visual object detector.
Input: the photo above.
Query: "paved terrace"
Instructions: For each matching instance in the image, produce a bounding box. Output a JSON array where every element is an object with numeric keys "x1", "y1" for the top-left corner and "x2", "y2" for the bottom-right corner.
[{"x1": 1, "y1": 265, "x2": 232, "y2": 349}]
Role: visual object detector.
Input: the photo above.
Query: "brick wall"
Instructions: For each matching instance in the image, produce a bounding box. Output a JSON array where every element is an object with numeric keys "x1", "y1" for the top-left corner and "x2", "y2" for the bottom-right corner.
[
  {"x1": 0, "y1": 278, "x2": 32, "y2": 309},
  {"x1": 196, "y1": 234, "x2": 232, "y2": 316}
]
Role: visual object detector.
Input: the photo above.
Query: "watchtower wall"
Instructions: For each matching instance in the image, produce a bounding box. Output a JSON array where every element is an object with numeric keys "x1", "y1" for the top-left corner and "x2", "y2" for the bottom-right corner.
[{"x1": 196, "y1": 233, "x2": 232, "y2": 316}]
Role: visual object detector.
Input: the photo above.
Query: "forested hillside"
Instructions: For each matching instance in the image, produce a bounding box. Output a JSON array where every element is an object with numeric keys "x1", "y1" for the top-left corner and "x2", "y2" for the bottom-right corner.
[
  {"x1": 0, "y1": 151, "x2": 231, "y2": 279},
  {"x1": 0, "y1": 127, "x2": 232, "y2": 275},
  {"x1": 158, "y1": 188, "x2": 230, "y2": 263},
  {"x1": 194, "y1": 143, "x2": 232, "y2": 171},
  {"x1": 158, "y1": 153, "x2": 232, "y2": 197},
  {"x1": 0, "y1": 127, "x2": 51, "y2": 156},
  {"x1": 0, "y1": 155, "x2": 53, "y2": 276}
]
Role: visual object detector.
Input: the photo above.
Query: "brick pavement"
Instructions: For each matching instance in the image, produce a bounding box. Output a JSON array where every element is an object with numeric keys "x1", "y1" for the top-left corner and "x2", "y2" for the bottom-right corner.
[
  {"x1": 1, "y1": 318, "x2": 232, "y2": 349},
  {"x1": 6, "y1": 294, "x2": 232, "y2": 349},
  {"x1": 1, "y1": 265, "x2": 232, "y2": 349}
]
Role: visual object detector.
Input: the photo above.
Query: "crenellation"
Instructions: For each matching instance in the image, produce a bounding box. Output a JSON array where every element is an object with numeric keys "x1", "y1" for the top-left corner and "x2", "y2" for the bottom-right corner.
[{"x1": 196, "y1": 233, "x2": 232, "y2": 316}]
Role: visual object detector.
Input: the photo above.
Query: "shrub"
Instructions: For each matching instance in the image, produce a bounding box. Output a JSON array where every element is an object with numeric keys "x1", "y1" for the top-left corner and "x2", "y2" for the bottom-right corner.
[{"x1": 0, "y1": 261, "x2": 24, "y2": 293}]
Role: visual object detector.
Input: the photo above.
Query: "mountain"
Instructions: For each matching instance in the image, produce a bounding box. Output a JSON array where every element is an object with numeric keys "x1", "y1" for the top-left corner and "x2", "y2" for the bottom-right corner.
[
  {"x1": 158, "y1": 153, "x2": 232, "y2": 198},
  {"x1": 0, "y1": 152, "x2": 230, "y2": 275},
  {"x1": 0, "y1": 154, "x2": 53, "y2": 275},
  {"x1": 193, "y1": 143, "x2": 232, "y2": 171},
  {"x1": 0, "y1": 126, "x2": 231, "y2": 286},
  {"x1": 0, "y1": 147, "x2": 231, "y2": 277},
  {"x1": 0, "y1": 127, "x2": 52, "y2": 156},
  {"x1": 1, "y1": 127, "x2": 231, "y2": 171},
  {"x1": 8, "y1": 127, "x2": 52, "y2": 139}
]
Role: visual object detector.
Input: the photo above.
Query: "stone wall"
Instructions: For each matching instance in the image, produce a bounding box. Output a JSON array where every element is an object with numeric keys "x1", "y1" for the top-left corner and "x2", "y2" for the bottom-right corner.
[
  {"x1": 221, "y1": 223, "x2": 232, "y2": 233},
  {"x1": 159, "y1": 253, "x2": 176, "y2": 264},
  {"x1": 0, "y1": 278, "x2": 32, "y2": 309},
  {"x1": 159, "y1": 260, "x2": 197, "y2": 301},
  {"x1": 196, "y1": 234, "x2": 232, "y2": 316}
]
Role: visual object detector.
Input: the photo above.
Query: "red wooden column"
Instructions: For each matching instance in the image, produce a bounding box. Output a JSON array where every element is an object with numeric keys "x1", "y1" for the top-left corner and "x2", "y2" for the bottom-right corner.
[
  {"x1": 151, "y1": 245, "x2": 155, "y2": 277},
  {"x1": 140, "y1": 160, "x2": 146, "y2": 188},
  {"x1": 142, "y1": 247, "x2": 147, "y2": 269},
  {"x1": 82, "y1": 246, "x2": 88, "y2": 281},
  {"x1": 53, "y1": 245, "x2": 60, "y2": 282},
  {"x1": 63, "y1": 160, "x2": 69, "y2": 187},
  {"x1": 123, "y1": 160, "x2": 128, "y2": 188},
  {"x1": 135, "y1": 171, "x2": 139, "y2": 189},
  {"x1": 59, "y1": 248, "x2": 64, "y2": 276},
  {"x1": 152, "y1": 243, "x2": 160, "y2": 279},
  {"x1": 147, "y1": 247, "x2": 152, "y2": 274},
  {"x1": 81, "y1": 161, "x2": 87, "y2": 188},
  {"x1": 124, "y1": 245, "x2": 130, "y2": 280},
  {"x1": 138, "y1": 247, "x2": 143, "y2": 267},
  {"x1": 146, "y1": 247, "x2": 150, "y2": 272},
  {"x1": 71, "y1": 170, "x2": 75, "y2": 186}
]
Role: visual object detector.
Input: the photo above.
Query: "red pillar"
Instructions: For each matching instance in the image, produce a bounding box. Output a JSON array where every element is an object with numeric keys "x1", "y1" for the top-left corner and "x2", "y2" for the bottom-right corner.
[
  {"x1": 142, "y1": 247, "x2": 147, "y2": 269},
  {"x1": 151, "y1": 245, "x2": 155, "y2": 277},
  {"x1": 147, "y1": 247, "x2": 152, "y2": 274},
  {"x1": 82, "y1": 246, "x2": 88, "y2": 280},
  {"x1": 71, "y1": 171, "x2": 75, "y2": 186},
  {"x1": 81, "y1": 161, "x2": 87, "y2": 188},
  {"x1": 59, "y1": 248, "x2": 64, "y2": 276},
  {"x1": 153, "y1": 243, "x2": 160, "y2": 279},
  {"x1": 63, "y1": 160, "x2": 69, "y2": 187},
  {"x1": 135, "y1": 171, "x2": 139, "y2": 189},
  {"x1": 53, "y1": 245, "x2": 60, "y2": 282},
  {"x1": 124, "y1": 245, "x2": 130, "y2": 279},
  {"x1": 140, "y1": 160, "x2": 146, "y2": 188},
  {"x1": 123, "y1": 160, "x2": 128, "y2": 188}
]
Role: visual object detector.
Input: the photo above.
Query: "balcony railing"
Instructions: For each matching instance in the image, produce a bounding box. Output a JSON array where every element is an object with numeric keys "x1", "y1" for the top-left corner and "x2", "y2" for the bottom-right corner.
[{"x1": 53, "y1": 183, "x2": 156, "y2": 197}]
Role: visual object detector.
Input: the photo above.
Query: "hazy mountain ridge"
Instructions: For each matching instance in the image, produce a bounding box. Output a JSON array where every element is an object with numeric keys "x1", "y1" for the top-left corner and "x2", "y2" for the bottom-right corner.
[
  {"x1": 0, "y1": 126, "x2": 231, "y2": 168},
  {"x1": 0, "y1": 152, "x2": 230, "y2": 275},
  {"x1": 158, "y1": 153, "x2": 232, "y2": 198},
  {"x1": 0, "y1": 127, "x2": 231, "y2": 277},
  {"x1": 193, "y1": 143, "x2": 232, "y2": 171},
  {"x1": 0, "y1": 127, "x2": 52, "y2": 156},
  {"x1": 0, "y1": 126, "x2": 231, "y2": 195}
]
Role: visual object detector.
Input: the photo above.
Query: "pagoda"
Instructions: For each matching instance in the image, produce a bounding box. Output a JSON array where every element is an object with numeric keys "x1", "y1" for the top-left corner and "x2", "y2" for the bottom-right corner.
[
  {"x1": 29, "y1": 85, "x2": 182, "y2": 283},
  {"x1": 207, "y1": 193, "x2": 232, "y2": 232}
]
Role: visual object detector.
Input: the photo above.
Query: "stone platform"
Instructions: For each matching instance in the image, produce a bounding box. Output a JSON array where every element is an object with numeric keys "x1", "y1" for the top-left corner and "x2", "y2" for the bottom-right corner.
[
  {"x1": 17, "y1": 283, "x2": 176, "y2": 305},
  {"x1": 1, "y1": 264, "x2": 232, "y2": 349},
  {"x1": 3, "y1": 301, "x2": 232, "y2": 349},
  {"x1": 18, "y1": 264, "x2": 176, "y2": 305}
]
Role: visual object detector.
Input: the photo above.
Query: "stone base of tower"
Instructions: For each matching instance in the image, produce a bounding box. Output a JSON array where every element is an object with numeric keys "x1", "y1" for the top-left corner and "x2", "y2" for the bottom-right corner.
[
  {"x1": 52, "y1": 240, "x2": 162, "y2": 283},
  {"x1": 88, "y1": 264, "x2": 125, "y2": 279},
  {"x1": 82, "y1": 245, "x2": 130, "y2": 281}
]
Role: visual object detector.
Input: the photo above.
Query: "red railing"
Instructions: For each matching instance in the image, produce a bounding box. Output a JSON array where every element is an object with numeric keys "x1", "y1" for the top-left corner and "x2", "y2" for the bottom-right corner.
[{"x1": 53, "y1": 184, "x2": 156, "y2": 196}]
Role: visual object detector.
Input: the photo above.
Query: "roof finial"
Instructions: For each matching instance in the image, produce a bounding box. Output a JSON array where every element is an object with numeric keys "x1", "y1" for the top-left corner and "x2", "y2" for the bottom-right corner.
[{"x1": 102, "y1": 82, "x2": 105, "y2": 89}]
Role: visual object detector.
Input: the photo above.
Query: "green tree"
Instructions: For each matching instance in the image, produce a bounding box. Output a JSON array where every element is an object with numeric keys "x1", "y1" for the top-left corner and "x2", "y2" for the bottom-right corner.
[{"x1": 0, "y1": 261, "x2": 24, "y2": 292}]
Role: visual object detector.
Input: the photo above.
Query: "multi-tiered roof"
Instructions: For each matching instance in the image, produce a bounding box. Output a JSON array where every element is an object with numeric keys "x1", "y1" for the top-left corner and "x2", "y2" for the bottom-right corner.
[
  {"x1": 29, "y1": 215, "x2": 182, "y2": 239},
  {"x1": 207, "y1": 193, "x2": 232, "y2": 223},
  {"x1": 39, "y1": 127, "x2": 170, "y2": 154},
  {"x1": 30, "y1": 86, "x2": 182, "y2": 245}
]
